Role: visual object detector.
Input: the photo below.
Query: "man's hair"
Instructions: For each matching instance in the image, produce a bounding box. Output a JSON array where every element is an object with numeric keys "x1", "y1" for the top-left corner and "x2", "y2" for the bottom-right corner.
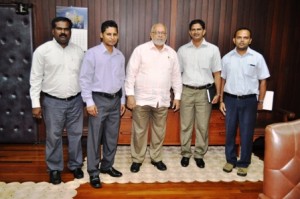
[
  {"x1": 189, "y1": 19, "x2": 206, "y2": 30},
  {"x1": 51, "y1": 17, "x2": 73, "y2": 29},
  {"x1": 150, "y1": 23, "x2": 167, "y2": 33},
  {"x1": 234, "y1": 27, "x2": 252, "y2": 38},
  {"x1": 101, "y1": 20, "x2": 118, "y2": 33}
]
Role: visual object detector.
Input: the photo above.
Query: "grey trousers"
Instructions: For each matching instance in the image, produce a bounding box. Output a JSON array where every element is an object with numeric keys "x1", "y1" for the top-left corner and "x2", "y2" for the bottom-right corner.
[
  {"x1": 87, "y1": 94, "x2": 121, "y2": 176},
  {"x1": 42, "y1": 95, "x2": 84, "y2": 171}
]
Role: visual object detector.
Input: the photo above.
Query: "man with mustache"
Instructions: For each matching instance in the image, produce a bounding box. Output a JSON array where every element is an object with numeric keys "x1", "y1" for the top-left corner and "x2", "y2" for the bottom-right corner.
[
  {"x1": 177, "y1": 19, "x2": 222, "y2": 168},
  {"x1": 30, "y1": 17, "x2": 84, "y2": 184},
  {"x1": 125, "y1": 23, "x2": 182, "y2": 173},
  {"x1": 79, "y1": 20, "x2": 125, "y2": 188},
  {"x1": 220, "y1": 28, "x2": 270, "y2": 176}
]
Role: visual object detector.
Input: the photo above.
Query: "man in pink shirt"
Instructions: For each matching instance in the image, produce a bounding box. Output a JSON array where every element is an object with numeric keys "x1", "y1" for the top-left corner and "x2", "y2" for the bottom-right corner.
[{"x1": 125, "y1": 23, "x2": 182, "y2": 173}]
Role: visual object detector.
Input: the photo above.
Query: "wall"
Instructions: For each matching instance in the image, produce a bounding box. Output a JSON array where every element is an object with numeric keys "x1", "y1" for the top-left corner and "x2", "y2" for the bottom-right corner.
[{"x1": 0, "y1": 0, "x2": 299, "y2": 117}]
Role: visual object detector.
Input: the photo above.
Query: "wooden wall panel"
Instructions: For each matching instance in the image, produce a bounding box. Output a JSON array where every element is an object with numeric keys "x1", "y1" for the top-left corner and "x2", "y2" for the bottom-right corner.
[{"x1": 0, "y1": 0, "x2": 299, "y2": 118}]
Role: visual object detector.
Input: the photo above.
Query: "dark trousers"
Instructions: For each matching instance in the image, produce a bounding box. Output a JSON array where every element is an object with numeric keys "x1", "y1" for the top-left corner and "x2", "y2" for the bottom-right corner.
[
  {"x1": 87, "y1": 94, "x2": 121, "y2": 176},
  {"x1": 224, "y1": 95, "x2": 257, "y2": 168}
]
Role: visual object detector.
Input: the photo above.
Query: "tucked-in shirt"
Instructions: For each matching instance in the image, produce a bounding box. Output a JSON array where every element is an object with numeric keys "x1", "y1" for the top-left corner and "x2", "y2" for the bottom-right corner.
[
  {"x1": 30, "y1": 38, "x2": 84, "y2": 108},
  {"x1": 125, "y1": 41, "x2": 182, "y2": 108},
  {"x1": 221, "y1": 47, "x2": 270, "y2": 95},
  {"x1": 177, "y1": 39, "x2": 221, "y2": 86},
  {"x1": 79, "y1": 43, "x2": 126, "y2": 106}
]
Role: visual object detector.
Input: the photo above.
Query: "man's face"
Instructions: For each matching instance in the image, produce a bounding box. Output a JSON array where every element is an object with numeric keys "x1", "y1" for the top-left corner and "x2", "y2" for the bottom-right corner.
[
  {"x1": 233, "y1": 30, "x2": 252, "y2": 51},
  {"x1": 150, "y1": 24, "x2": 167, "y2": 46},
  {"x1": 100, "y1": 27, "x2": 119, "y2": 47},
  {"x1": 52, "y1": 21, "x2": 71, "y2": 47},
  {"x1": 189, "y1": 23, "x2": 206, "y2": 41}
]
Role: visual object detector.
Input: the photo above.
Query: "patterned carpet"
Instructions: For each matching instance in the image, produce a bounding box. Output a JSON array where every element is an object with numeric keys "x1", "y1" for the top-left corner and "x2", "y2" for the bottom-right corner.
[{"x1": 0, "y1": 146, "x2": 263, "y2": 198}]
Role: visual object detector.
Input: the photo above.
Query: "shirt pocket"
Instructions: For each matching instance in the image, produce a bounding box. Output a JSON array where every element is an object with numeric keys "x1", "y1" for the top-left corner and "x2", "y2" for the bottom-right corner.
[
  {"x1": 243, "y1": 62, "x2": 257, "y2": 78},
  {"x1": 197, "y1": 53, "x2": 212, "y2": 69}
]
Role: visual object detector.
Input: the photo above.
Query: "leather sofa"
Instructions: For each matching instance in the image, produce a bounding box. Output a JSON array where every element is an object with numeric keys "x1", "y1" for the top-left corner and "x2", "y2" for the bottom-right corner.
[{"x1": 258, "y1": 119, "x2": 300, "y2": 199}]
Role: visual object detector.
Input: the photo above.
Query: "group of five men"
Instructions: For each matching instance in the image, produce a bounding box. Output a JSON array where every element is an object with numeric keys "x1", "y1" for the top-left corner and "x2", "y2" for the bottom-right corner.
[{"x1": 29, "y1": 17, "x2": 270, "y2": 188}]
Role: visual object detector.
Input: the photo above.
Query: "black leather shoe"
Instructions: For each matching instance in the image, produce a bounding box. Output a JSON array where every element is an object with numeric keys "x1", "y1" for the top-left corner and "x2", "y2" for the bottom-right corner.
[
  {"x1": 49, "y1": 170, "x2": 61, "y2": 185},
  {"x1": 130, "y1": 162, "x2": 142, "y2": 173},
  {"x1": 90, "y1": 175, "x2": 102, "y2": 188},
  {"x1": 151, "y1": 160, "x2": 167, "y2": 171},
  {"x1": 194, "y1": 158, "x2": 205, "y2": 168},
  {"x1": 100, "y1": 167, "x2": 122, "y2": 177},
  {"x1": 181, "y1": 157, "x2": 190, "y2": 167},
  {"x1": 71, "y1": 168, "x2": 84, "y2": 179}
]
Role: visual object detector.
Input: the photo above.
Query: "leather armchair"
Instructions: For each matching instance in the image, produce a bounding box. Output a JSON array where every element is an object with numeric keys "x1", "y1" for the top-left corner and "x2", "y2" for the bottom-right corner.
[{"x1": 258, "y1": 119, "x2": 300, "y2": 199}]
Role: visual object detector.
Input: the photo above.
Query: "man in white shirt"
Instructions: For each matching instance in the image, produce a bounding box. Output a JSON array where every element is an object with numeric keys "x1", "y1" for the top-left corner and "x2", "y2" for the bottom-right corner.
[
  {"x1": 177, "y1": 19, "x2": 222, "y2": 169},
  {"x1": 30, "y1": 17, "x2": 84, "y2": 184},
  {"x1": 125, "y1": 23, "x2": 182, "y2": 173}
]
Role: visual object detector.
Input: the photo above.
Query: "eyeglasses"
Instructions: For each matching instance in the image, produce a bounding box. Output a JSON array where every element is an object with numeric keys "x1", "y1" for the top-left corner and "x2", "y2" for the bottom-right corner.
[{"x1": 152, "y1": 31, "x2": 167, "y2": 36}]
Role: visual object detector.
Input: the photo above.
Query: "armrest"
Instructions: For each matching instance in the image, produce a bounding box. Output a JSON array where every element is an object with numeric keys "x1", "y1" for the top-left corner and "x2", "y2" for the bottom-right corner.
[{"x1": 274, "y1": 108, "x2": 296, "y2": 122}]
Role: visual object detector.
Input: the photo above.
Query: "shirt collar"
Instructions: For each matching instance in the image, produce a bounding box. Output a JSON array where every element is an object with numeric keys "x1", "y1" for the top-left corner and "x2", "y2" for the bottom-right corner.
[
  {"x1": 187, "y1": 38, "x2": 208, "y2": 48},
  {"x1": 149, "y1": 40, "x2": 168, "y2": 52},
  {"x1": 99, "y1": 42, "x2": 119, "y2": 56},
  {"x1": 232, "y1": 47, "x2": 254, "y2": 56},
  {"x1": 52, "y1": 38, "x2": 69, "y2": 49}
]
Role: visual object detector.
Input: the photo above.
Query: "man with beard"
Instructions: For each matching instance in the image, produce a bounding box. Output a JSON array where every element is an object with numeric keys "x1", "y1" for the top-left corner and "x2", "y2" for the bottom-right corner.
[
  {"x1": 79, "y1": 20, "x2": 125, "y2": 188},
  {"x1": 30, "y1": 17, "x2": 84, "y2": 184},
  {"x1": 177, "y1": 19, "x2": 221, "y2": 168},
  {"x1": 125, "y1": 23, "x2": 182, "y2": 173},
  {"x1": 220, "y1": 28, "x2": 270, "y2": 176}
]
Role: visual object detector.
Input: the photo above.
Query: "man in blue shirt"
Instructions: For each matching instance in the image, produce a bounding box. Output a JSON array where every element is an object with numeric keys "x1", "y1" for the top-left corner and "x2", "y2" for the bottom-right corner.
[
  {"x1": 79, "y1": 20, "x2": 126, "y2": 188},
  {"x1": 220, "y1": 27, "x2": 270, "y2": 177}
]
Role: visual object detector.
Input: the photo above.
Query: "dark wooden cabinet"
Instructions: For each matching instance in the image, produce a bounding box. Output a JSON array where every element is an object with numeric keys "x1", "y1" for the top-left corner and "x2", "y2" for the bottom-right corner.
[
  {"x1": 118, "y1": 109, "x2": 238, "y2": 146},
  {"x1": 38, "y1": 108, "x2": 240, "y2": 147}
]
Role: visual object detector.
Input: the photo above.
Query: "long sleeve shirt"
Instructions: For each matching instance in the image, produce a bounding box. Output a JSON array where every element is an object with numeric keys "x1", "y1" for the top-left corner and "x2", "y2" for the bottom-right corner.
[
  {"x1": 29, "y1": 39, "x2": 84, "y2": 108},
  {"x1": 79, "y1": 43, "x2": 126, "y2": 106},
  {"x1": 221, "y1": 47, "x2": 270, "y2": 95},
  {"x1": 125, "y1": 41, "x2": 182, "y2": 108}
]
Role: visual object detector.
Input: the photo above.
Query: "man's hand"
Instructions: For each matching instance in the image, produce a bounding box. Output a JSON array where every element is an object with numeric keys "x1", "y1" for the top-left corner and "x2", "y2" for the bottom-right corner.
[
  {"x1": 219, "y1": 102, "x2": 226, "y2": 116},
  {"x1": 172, "y1": 100, "x2": 180, "y2": 112},
  {"x1": 32, "y1": 107, "x2": 42, "y2": 119},
  {"x1": 86, "y1": 105, "x2": 98, "y2": 117},
  {"x1": 126, "y1": 96, "x2": 136, "y2": 110},
  {"x1": 211, "y1": 95, "x2": 220, "y2": 104},
  {"x1": 120, "y1": 104, "x2": 126, "y2": 116}
]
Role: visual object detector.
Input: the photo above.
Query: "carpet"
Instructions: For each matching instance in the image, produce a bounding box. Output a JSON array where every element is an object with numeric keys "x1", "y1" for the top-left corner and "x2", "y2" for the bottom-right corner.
[{"x1": 0, "y1": 146, "x2": 263, "y2": 198}]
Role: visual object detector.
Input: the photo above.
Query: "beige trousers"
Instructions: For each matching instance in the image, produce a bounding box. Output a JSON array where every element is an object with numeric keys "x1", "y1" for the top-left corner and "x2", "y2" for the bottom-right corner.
[
  {"x1": 130, "y1": 105, "x2": 168, "y2": 163},
  {"x1": 180, "y1": 87, "x2": 212, "y2": 158}
]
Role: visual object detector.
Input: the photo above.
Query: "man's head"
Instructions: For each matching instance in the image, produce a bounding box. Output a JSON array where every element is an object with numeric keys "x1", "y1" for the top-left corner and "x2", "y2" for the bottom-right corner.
[
  {"x1": 100, "y1": 20, "x2": 119, "y2": 48},
  {"x1": 233, "y1": 27, "x2": 252, "y2": 51},
  {"x1": 188, "y1": 19, "x2": 206, "y2": 42},
  {"x1": 51, "y1": 17, "x2": 73, "y2": 48},
  {"x1": 150, "y1": 23, "x2": 168, "y2": 47}
]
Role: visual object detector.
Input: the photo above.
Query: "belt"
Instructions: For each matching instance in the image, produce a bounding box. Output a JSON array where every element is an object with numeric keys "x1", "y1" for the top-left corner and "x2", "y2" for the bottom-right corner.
[
  {"x1": 183, "y1": 84, "x2": 213, "y2": 90},
  {"x1": 92, "y1": 89, "x2": 122, "y2": 99},
  {"x1": 224, "y1": 92, "x2": 256, "y2": 99},
  {"x1": 44, "y1": 92, "x2": 80, "y2": 101}
]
